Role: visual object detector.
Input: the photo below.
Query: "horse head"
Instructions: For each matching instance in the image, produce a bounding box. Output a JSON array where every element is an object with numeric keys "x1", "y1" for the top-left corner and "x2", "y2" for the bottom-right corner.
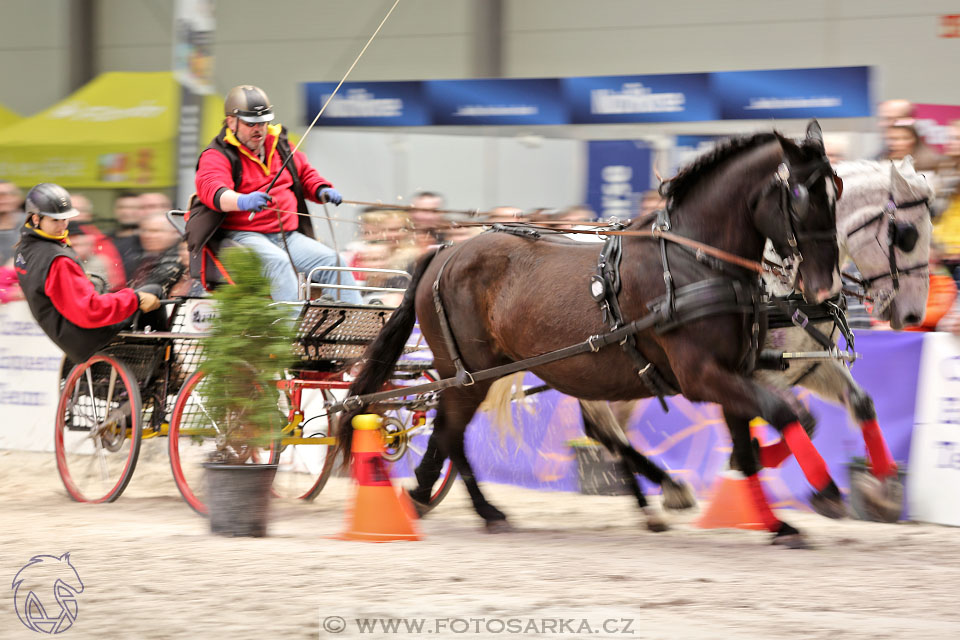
[
  {"x1": 751, "y1": 120, "x2": 841, "y2": 304},
  {"x1": 838, "y1": 158, "x2": 934, "y2": 329}
]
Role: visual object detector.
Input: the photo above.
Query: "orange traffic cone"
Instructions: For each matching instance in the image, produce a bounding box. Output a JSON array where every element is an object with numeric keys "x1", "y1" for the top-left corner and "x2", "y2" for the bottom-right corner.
[
  {"x1": 697, "y1": 419, "x2": 776, "y2": 530},
  {"x1": 695, "y1": 470, "x2": 769, "y2": 530},
  {"x1": 337, "y1": 414, "x2": 421, "y2": 542}
]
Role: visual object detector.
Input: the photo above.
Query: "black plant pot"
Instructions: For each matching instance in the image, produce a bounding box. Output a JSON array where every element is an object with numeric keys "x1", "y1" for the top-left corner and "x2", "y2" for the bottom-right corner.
[
  {"x1": 572, "y1": 444, "x2": 631, "y2": 496},
  {"x1": 203, "y1": 462, "x2": 278, "y2": 537},
  {"x1": 846, "y1": 460, "x2": 907, "y2": 522}
]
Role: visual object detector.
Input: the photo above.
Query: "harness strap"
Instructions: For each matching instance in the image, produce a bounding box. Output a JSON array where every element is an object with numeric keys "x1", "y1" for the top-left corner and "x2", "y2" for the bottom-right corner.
[{"x1": 431, "y1": 246, "x2": 475, "y2": 386}]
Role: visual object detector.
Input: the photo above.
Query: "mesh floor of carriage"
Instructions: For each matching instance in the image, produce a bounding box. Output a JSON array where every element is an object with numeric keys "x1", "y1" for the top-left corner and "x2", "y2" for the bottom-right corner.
[{"x1": 294, "y1": 305, "x2": 397, "y2": 361}]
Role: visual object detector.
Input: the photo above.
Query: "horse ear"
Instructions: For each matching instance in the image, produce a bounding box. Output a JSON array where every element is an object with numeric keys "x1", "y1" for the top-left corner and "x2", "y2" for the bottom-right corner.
[
  {"x1": 889, "y1": 160, "x2": 909, "y2": 194},
  {"x1": 805, "y1": 120, "x2": 824, "y2": 147}
]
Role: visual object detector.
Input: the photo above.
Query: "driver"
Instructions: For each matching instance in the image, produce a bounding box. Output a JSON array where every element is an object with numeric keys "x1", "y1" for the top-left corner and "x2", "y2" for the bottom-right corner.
[{"x1": 14, "y1": 183, "x2": 161, "y2": 364}]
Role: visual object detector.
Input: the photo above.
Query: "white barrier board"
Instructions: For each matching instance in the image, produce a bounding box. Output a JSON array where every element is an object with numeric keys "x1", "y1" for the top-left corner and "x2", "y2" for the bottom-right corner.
[
  {"x1": 908, "y1": 332, "x2": 960, "y2": 526},
  {"x1": 0, "y1": 301, "x2": 64, "y2": 452}
]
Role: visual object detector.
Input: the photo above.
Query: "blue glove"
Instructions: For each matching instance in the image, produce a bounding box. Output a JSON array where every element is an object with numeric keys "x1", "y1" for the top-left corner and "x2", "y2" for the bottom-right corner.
[
  {"x1": 318, "y1": 187, "x2": 342, "y2": 206},
  {"x1": 236, "y1": 191, "x2": 273, "y2": 212}
]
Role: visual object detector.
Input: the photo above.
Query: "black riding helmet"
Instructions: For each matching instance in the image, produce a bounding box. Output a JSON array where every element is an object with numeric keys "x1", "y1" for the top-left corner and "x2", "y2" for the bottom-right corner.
[
  {"x1": 224, "y1": 85, "x2": 274, "y2": 123},
  {"x1": 24, "y1": 183, "x2": 78, "y2": 220}
]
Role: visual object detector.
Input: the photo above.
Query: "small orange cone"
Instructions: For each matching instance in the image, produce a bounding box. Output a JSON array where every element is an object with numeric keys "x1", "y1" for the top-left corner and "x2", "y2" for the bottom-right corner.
[
  {"x1": 695, "y1": 470, "x2": 769, "y2": 530},
  {"x1": 337, "y1": 414, "x2": 421, "y2": 542}
]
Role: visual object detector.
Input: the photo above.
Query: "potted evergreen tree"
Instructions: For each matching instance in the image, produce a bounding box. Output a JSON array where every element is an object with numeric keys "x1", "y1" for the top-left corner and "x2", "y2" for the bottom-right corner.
[{"x1": 199, "y1": 247, "x2": 295, "y2": 536}]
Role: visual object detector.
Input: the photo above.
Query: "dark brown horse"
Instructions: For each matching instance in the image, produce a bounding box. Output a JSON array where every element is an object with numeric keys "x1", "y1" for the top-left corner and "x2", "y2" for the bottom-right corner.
[{"x1": 338, "y1": 122, "x2": 843, "y2": 546}]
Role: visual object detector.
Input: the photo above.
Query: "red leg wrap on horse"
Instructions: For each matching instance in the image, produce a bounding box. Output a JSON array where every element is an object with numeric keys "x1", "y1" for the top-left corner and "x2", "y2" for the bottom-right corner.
[
  {"x1": 782, "y1": 421, "x2": 831, "y2": 491},
  {"x1": 861, "y1": 418, "x2": 896, "y2": 478},
  {"x1": 744, "y1": 474, "x2": 781, "y2": 532},
  {"x1": 759, "y1": 439, "x2": 792, "y2": 468}
]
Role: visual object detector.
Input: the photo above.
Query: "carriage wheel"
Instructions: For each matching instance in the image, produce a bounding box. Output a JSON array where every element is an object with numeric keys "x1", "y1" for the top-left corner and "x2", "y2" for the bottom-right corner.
[
  {"x1": 268, "y1": 387, "x2": 337, "y2": 502},
  {"x1": 377, "y1": 372, "x2": 457, "y2": 512},
  {"x1": 55, "y1": 354, "x2": 143, "y2": 503},
  {"x1": 168, "y1": 369, "x2": 275, "y2": 515}
]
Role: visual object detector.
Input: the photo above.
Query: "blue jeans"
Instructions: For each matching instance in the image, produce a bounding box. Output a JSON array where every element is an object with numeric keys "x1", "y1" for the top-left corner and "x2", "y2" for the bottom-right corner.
[{"x1": 224, "y1": 230, "x2": 362, "y2": 303}]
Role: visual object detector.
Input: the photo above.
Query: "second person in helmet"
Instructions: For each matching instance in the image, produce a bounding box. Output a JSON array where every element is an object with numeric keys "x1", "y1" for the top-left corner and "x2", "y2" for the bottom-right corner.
[
  {"x1": 15, "y1": 183, "x2": 162, "y2": 366},
  {"x1": 194, "y1": 85, "x2": 361, "y2": 303}
]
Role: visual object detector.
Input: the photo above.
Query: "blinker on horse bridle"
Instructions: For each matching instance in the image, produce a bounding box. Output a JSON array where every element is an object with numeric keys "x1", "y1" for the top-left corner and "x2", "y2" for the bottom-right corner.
[
  {"x1": 769, "y1": 160, "x2": 841, "y2": 272},
  {"x1": 845, "y1": 195, "x2": 929, "y2": 291}
]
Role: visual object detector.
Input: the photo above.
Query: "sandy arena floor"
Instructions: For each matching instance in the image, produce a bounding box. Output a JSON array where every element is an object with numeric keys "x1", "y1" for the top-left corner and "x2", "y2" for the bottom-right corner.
[{"x1": 1, "y1": 444, "x2": 959, "y2": 640}]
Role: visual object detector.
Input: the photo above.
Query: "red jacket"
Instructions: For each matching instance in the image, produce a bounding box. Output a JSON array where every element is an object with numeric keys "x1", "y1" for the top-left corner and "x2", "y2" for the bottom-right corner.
[
  {"x1": 194, "y1": 124, "x2": 332, "y2": 234},
  {"x1": 46, "y1": 257, "x2": 138, "y2": 329}
]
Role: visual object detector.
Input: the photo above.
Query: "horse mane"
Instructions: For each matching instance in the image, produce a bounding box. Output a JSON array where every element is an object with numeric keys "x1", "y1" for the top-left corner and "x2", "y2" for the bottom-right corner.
[{"x1": 661, "y1": 132, "x2": 790, "y2": 208}]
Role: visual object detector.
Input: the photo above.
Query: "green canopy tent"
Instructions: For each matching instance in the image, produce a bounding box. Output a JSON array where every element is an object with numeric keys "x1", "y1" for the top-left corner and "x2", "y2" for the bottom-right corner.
[{"x1": 0, "y1": 71, "x2": 221, "y2": 190}]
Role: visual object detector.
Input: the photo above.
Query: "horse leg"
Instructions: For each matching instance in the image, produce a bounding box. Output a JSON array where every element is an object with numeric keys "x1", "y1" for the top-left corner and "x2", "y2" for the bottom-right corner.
[
  {"x1": 580, "y1": 400, "x2": 664, "y2": 532},
  {"x1": 433, "y1": 386, "x2": 510, "y2": 532},
  {"x1": 580, "y1": 400, "x2": 696, "y2": 521},
  {"x1": 798, "y1": 362, "x2": 903, "y2": 522},
  {"x1": 681, "y1": 360, "x2": 845, "y2": 532},
  {"x1": 407, "y1": 427, "x2": 447, "y2": 517},
  {"x1": 724, "y1": 411, "x2": 808, "y2": 548}
]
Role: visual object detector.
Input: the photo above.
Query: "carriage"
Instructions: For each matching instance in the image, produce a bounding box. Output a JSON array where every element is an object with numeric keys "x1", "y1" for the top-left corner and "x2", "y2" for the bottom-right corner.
[{"x1": 53, "y1": 263, "x2": 457, "y2": 515}]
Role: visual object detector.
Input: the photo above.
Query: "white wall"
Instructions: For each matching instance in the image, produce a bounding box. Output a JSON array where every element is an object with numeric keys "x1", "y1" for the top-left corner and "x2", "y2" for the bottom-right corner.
[{"x1": 0, "y1": 0, "x2": 72, "y2": 116}]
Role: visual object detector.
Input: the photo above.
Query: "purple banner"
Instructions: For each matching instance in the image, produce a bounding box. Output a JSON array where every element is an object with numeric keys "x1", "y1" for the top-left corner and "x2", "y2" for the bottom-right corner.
[{"x1": 462, "y1": 330, "x2": 925, "y2": 510}]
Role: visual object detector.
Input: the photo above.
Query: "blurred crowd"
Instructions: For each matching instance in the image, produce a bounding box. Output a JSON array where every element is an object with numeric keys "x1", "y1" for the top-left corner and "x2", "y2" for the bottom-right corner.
[{"x1": 2, "y1": 98, "x2": 960, "y2": 334}]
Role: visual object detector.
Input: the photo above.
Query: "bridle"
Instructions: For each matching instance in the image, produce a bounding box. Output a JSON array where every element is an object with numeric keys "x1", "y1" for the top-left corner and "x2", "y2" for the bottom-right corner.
[
  {"x1": 765, "y1": 159, "x2": 842, "y2": 273},
  {"x1": 844, "y1": 194, "x2": 929, "y2": 292}
]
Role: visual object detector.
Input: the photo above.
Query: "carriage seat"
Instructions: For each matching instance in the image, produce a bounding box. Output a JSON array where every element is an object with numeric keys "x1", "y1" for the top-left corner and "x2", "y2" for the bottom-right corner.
[{"x1": 167, "y1": 209, "x2": 241, "y2": 291}]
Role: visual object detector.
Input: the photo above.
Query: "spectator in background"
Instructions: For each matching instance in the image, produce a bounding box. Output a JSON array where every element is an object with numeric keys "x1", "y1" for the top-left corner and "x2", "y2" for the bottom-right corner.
[
  {"x1": 638, "y1": 189, "x2": 666, "y2": 219},
  {"x1": 933, "y1": 121, "x2": 960, "y2": 276},
  {"x1": 67, "y1": 221, "x2": 113, "y2": 292},
  {"x1": 68, "y1": 191, "x2": 126, "y2": 291},
  {"x1": 70, "y1": 193, "x2": 95, "y2": 222},
  {"x1": 880, "y1": 120, "x2": 942, "y2": 172},
  {"x1": 441, "y1": 213, "x2": 483, "y2": 244},
  {"x1": 876, "y1": 99, "x2": 914, "y2": 131},
  {"x1": 408, "y1": 191, "x2": 445, "y2": 251},
  {"x1": 139, "y1": 192, "x2": 173, "y2": 217},
  {"x1": 874, "y1": 99, "x2": 916, "y2": 161},
  {"x1": 552, "y1": 205, "x2": 595, "y2": 224},
  {"x1": 0, "y1": 180, "x2": 25, "y2": 268},
  {"x1": 904, "y1": 242, "x2": 957, "y2": 332},
  {"x1": 109, "y1": 191, "x2": 144, "y2": 282},
  {"x1": 128, "y1": 211, "x2": 184, "y2": 293},
  {"x1": 822, "y1": 133, "x2": 850, "y2": 166},
  {"x1": 485, "y1": 206, "x2": 525, "y2": 224}
]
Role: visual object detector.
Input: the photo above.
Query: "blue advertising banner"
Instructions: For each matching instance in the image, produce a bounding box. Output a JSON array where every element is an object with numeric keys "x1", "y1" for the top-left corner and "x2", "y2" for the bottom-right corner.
[
  {"x1": 424, "y1": 78, "x2": 566, "y2": 126},
  {"x1": 304, "y1": 66, "x2": 871, "y2": 127},
  {"x1": 585, "y1": 140, "x2": 652, "y2": 221},
  {"x1": 711, "y1": 66, "x2": 872, "y2": 120},
  {"x1": 304, "y1": 81, "x2": 430, "y2": 127},
  {"x1": 562, "y1": 73, "x2": 715, "y2": 123}
]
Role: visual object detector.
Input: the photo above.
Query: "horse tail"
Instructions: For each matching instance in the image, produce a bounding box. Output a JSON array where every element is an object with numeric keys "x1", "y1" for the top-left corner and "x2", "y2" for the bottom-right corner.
[
  {"x1": 480, "y1": 372, "x2": 530, "y2": 447},
  {"x1": 335, "y1": 247, "x2": 440, "y2": 464}
]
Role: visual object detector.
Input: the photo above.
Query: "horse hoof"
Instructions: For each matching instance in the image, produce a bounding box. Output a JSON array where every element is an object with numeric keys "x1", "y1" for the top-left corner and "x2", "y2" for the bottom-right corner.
[
  {"x1": 484, "y1": 519, "x2": 512, "y2": 534},
  {"x1": 645, "y1": 517, "x2": 669, "y2": 533},
  {"x1": 661, "y1": 480, "x2": 697, "y2": 511},
  {"x1": 854, "y1": 474, "x2": 903, "y2": 523},
  {"x1": 771, "y1": 522, "x2": 809, "y2": 549},
  {"x1": 771, "y1": 533, "x2": 810, "y2": 549},
  {"x1": 809, "y1": 488, "x2": 847, "y2": 520}
]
